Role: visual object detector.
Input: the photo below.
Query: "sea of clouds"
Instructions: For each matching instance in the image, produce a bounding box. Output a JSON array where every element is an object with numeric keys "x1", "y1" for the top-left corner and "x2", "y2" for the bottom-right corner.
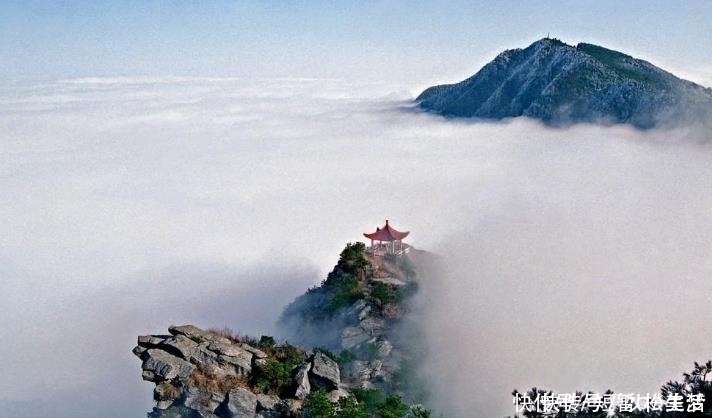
[{"x1": 1, "y1": 77, "x2": 711, "y2": 418}]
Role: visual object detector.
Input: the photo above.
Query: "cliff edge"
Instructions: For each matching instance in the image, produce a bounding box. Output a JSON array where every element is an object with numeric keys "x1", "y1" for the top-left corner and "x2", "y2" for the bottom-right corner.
[{"x1": 134, "y1": 242, "x2": 434, "y2": 418}]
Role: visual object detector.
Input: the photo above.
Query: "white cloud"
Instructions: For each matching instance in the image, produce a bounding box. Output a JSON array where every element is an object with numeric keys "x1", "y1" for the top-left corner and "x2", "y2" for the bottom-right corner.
[{"x1": 1, "y1": 77, "x2": 711, "y2": 417}]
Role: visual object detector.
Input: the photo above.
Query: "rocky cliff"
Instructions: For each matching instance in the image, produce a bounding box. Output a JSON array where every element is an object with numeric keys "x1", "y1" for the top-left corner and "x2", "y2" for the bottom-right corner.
[
  {"x1": 278, "y1": 243, "x2": 428, "y2": 399},
  {"x1": 134, "y1": 325, "x2": 345, "y2": 418},
  {"x1": 416, "y1": 38, "x2": 712, "y2": 129},
  {"x1": 134, "y1": 242, "x2": 433, "y2": 418}
]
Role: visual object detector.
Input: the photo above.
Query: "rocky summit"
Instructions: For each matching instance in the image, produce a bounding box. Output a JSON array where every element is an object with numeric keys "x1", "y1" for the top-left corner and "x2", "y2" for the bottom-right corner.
[
  {"x1": 134, "y1": 242, "x2": 435, "y2": 418},
  {"x1": 416, "y1": 38, "x2": 712, "y2": 128}
]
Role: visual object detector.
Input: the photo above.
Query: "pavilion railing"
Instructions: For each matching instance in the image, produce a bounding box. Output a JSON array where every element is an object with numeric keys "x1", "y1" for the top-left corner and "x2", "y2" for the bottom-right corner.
[{"x1": 365, "y1": 244, "x2": 410, "y2": 257}]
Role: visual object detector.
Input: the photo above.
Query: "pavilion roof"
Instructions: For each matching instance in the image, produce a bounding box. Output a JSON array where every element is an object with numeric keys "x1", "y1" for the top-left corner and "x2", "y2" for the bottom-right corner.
[{"x1": 363, "y1": 220, "x2": 409, "y2": 242}]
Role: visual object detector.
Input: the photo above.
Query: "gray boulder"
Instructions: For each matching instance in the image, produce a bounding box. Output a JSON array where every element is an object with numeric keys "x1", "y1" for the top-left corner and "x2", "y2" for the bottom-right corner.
[
  {"x1": 154, "y1": 381, "x2": 180, "y2": 410},
  {"x1": 226, "y1": 388, "x2": 258, "y2": 418},
  {"x1": 241, "y1": 344, "x2": 269, "y2": 359},
  {"x1": 294, "y1": 362, "x2": 311, "y2": 400},
  {"x1": 142, "y1": 349, "x2": 195, "y2": 382},
  {"x1": 169, "y1": 325, "x2": 210, "y2": 342},
  {"x1": 208, "y1": 340, "x2": 251, "y2": 358},
  {"x1": 133, "y1": 345, "x2": 148, "y2": 357},
  {"x1": 309, "y1": 352, "x2": 340, "y2": 391},
  {"x1": 256, "y1": 394, "x2": 281, "y2": 411},
  {"x1": 183, "y1": 386, "x2": 225, "y2": 417},
  {"x1": 359, "y1": 317, "x2": 385, "y2": 336},
  {"x1": 138, "y1": 335, "x2": 170, "y2": 347},
  {"x1": 218, "y1": 353, "x2": 253, "y2": 377},
  {"x1": 340, "y1": 326, "x2": 370, "y2": 349},
  {"x1": 161, "y1": 334, "x2": 199, "y2": 359},
  {"x1": 342, "y1": 360, "x2": 372, "y2": 384}
]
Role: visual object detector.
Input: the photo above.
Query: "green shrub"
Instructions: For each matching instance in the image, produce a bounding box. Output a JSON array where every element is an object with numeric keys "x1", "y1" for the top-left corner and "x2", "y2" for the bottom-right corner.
[
  {"x1": 324, "y1": 243, "x2": 369, "y2": 285},
  {"x1": 337, "y1": 395, "x2": 368, "y2": 418},
  {"x1": 300, "y1": 390, "x2": 336, "y2": 418},
  {"x1": 250, "y1": 342, "x2": 304, "y2": 396},
  {"x1": 327, "y1": 274, "x2": 365, "y2": 312},
  {"x1": 258, "y1": 335, "x2": 276, "y2": 349},
  {"x1": 378, "y1": 395, "x2": 409, "y2": 418},
  {"x1": 337, "y1": 349, "x2": 357, "y2": 365},
  {"x1": 252, "y1": 358, "x2": 291, "y2": 394},
  {"x1": 371, "y1": 282, "x2": 396, "y2": 306},
  {"x1": 300, "y1": 388, "x2": 434, "y2": 418},
  {"x1": 337, "y1": 242, "x2": 369, "y2": 273},
  {"x1": 405, "y1": 405, "x2": 432, "y2": 418},
  {"x1": 351, "y1": 388, "x2": 384, "y2": 414}
]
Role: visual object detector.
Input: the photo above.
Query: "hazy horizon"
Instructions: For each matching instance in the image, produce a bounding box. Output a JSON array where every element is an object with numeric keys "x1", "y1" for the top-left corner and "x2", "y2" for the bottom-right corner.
[{"x1": 2, "y1": 1, "x2": 712, "y2": 88}]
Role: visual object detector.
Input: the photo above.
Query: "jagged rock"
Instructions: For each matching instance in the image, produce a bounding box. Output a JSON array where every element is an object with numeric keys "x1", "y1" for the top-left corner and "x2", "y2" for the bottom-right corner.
[
  {"x1": 162, "y1": 334, "x2": 200, "y2": 359},
  {"x1": 309, "y1": 352, "x2": 340, "y2": 391},
  {"x1": 209, "y1": 341, "x2": 249, "y2": 358},
  {"x1": 341, "y1": 326, "x2": 370, "y2": 349},
  {"x1": 255, "y1": 413, "x2": 280, "y2": 418},
  {"x1": 133, "y1": 345, "x2": 148, "y2": 357},
  {"x1": 139, "y1": 335, "x2": 171, "y2": 347},
  {"x1": 284, "y1": 399, "x2": 303, "y2": 414},
  {"x1": 154, "y1": 382, "x2": 181, "y2": 410},
  {"x1": 148, "y1": 405, "x2": 202, "y2": 418},
  {"x1": 376, "y1": 339, "x2": 393, "y2": 357},
  {"x1": 192, "y1": 342, "x2": 220, "y2": 363},
  {"x1": 371, "y1": 277, "x2": 406, "y2": 286},
  {"x1": 346, "y1": 299, "x2": 371, "y2": 321},
  {"x1": 360, "y1": 317, "x2": 385, "y2": 336},
  {"x1": 219, "y1": 353, "x2": 252, "y2": 376},
  {"x1": 341, "y1": 359, "x2": 387, "y2": 388},
  {"x1": 225, "y1": 388, "x2": 257, "y2": 418},
  {"x1": 327, "y1": 389, "x2": 349, "y2": 402},
  {"x1": 294, "y1": 362, "x2": 311, "y2": 400},
  {"x1": 183, "y1": 385, "x2": 225, "y2": 417},
  {"x1": 241, "y1": 344, "x2": 268, "y2": 359},
  {"x1": 169, "y1": 325, "x2": 210, "y2": 342},
  {"x1": 343, "y1": 360, "x2": 372, "y2": 383},
  {"x1": 372, "y1": 361, "x2": 389, "y2": 382},
  {"x1": 142, "y1": 349, "x2": 195, "y2": 382},
  {"x1": 255, "y1": 394, "x2": 281, "y2": 411}
]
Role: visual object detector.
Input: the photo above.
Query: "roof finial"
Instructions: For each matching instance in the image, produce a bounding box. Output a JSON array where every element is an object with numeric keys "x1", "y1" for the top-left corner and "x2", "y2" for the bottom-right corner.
[{"x1": 385, "y1": 219, "x2": 389, "y2": 225}]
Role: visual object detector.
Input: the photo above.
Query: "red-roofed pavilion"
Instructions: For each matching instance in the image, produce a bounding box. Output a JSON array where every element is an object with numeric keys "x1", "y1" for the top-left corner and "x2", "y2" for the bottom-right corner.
[{"x1": 364, "y1": 220, "x2": 410, "y2": 256}]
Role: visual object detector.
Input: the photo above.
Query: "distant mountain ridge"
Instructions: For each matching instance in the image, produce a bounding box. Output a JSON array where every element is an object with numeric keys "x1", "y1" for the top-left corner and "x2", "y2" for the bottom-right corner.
[{"x1": 416, "y1": 38, "x2": 712, "y2": 128}]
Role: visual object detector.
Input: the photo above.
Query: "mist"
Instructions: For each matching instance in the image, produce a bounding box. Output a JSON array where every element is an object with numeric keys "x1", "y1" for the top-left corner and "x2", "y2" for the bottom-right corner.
[{"x1": 1, "y1": 77, "x2": 711, "y2": 418}]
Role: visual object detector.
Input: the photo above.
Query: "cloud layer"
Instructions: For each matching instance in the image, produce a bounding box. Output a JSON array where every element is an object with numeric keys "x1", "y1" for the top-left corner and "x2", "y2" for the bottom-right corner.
[{"x1": 1, "y1": 77, "x2": 711, "y2": 417}]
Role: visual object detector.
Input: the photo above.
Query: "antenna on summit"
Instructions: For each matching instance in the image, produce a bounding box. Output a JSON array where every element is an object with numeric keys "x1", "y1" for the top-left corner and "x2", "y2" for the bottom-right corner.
[{"x1": 547, "y1": 32, "x2": 550, "y2": 39}]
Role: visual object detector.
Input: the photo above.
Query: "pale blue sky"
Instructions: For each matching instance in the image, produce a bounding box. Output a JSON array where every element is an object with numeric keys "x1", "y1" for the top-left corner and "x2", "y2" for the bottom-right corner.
[{"x1": 2, "y1": 1, "x2": 712, "y2": 85}]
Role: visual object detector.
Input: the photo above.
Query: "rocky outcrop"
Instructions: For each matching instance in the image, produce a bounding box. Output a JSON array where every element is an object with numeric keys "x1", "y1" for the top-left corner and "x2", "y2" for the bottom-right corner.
[
  {"x1": 225, "y1": 388, "x2": 257, "y2": 418},
  {"x1": 293, "y1": 362, "x2": 311, "y2": 400},
  {"x1": 277, "y1": 247, "x2": 426, "y2": 397},
  {"x1": 135, "y1": 326, "x2": 346, "y2": 418},
  {"x1": 309, "y1": 352, "x2": 340, "y2": 391},
  {"x1": 135, "y1": 244, "x2": 432, "y2": 416}
]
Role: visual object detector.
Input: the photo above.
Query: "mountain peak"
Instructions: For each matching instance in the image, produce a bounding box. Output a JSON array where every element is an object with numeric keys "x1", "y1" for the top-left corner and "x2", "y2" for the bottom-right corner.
[{"x1": 416, "y1": 39, "x2": 712, "y2": 128}]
